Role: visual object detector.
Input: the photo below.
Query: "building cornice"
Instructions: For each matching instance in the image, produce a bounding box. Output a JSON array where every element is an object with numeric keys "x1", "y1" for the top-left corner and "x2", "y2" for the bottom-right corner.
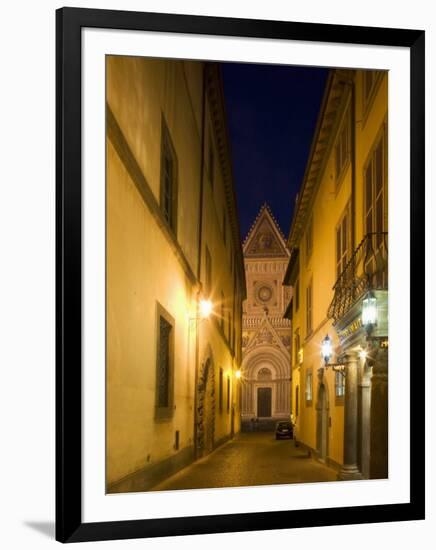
[{"x1": 206, "y1": 63, "x2": 247, "y2": 299}]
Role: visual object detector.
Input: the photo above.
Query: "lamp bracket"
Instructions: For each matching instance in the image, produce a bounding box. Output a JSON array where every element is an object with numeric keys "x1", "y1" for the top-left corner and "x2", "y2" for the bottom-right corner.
[{"x1": 324, "y1": 363, "x2": 347, "y2": 377}]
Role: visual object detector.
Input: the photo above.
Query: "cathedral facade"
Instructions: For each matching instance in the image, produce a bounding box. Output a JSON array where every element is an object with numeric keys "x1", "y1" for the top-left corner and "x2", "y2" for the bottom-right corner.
[{"x1": 241, "y1": 204, "x2": 292, "y2": 429}]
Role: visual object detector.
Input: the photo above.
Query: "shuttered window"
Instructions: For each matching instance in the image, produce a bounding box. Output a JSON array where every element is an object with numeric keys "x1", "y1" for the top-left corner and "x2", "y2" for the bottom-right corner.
[
  {"x1": 155, "y1": 303, "x2": 175, "y2": 419},
  {"x1": 306, "y1": 280, "x2": 313, "y2": 336},
  {"x1": 219, "y1": 368, "x2": 224, "y2": 413},
  {"x1": 335, "y1": 371, "x2": 345, "y2": 398},
  {"x1": 157, "y1": 316, "x2": 171, "y2": 408},
  {"x1": 364, "y1": 129, "x2": 387, "y2": 287},
  {"x1": 336, "y1": 205, "x2": 350, "y2": 279},
  {"x1": 335, "y1": 109, "x2": 350, "y2": 182},
  {"x1": 305, "y1": 371, "x2": 313, "y2": 403}
]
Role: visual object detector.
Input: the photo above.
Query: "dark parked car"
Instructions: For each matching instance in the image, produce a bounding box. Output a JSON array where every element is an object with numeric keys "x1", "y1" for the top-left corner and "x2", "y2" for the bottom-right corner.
[{"x1": 275, "y1": 421, "x2": 293, "y2": 440}]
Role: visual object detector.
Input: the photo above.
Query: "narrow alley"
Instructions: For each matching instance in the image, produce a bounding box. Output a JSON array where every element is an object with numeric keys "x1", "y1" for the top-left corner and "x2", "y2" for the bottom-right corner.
[{"x1": 151, "y1": 433, "x2": 337, "y2": 491}]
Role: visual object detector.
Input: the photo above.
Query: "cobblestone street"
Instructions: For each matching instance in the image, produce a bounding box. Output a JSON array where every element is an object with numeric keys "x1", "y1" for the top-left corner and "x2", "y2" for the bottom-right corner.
[{"x1": 151, "y1": 432, "x2": 337, "y2": 491}]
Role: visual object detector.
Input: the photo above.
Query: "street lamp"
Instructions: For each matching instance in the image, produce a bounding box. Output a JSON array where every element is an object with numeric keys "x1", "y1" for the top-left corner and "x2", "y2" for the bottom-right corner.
[
  {"x1": 321, "y1": 334, "x2": 333, "y2": 365},
  {"x1": 362, "y1": 291, "x2": 377, "y2": 334},
  {"x1": 189, "y1": 299, "x2": 213, "y2": 325},
  {"x1": 320, "y1": 334, "x2": 346, "y2": 376},
  {"x1": 199, "y1": 299, "x2": 213, "y2": 319}
]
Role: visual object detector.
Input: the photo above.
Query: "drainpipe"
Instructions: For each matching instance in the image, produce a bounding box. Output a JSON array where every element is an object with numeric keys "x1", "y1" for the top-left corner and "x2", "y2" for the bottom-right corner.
[{"x1": 193, "y1": 63, "x2": 207, "y2": 459}]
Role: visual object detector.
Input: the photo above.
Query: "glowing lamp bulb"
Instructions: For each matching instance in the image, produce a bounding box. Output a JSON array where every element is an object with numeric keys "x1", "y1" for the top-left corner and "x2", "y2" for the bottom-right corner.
[
  {"x1": 199, "y1": 299, "x2": 213, "y2": 319},
  {"x1": 321, "y1": 334, "x2": 333, "y2": 364},
  {"x1": 235, "y1": 369, "x2": 242, "y2": 379},
  {"x1": 362, "y1": 292, "x2": 377, "y2": 330}
]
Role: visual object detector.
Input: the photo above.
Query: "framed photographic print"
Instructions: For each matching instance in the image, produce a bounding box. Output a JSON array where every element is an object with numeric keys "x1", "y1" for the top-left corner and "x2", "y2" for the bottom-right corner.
[{"x1": 56, "y1": 7, "x2": 425, "y2": 543}]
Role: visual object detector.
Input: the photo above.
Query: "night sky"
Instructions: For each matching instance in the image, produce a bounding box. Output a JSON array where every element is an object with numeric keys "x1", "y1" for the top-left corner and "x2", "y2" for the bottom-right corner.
[{"x1": 221, "y1": 62, "x2": 328, "y2": 242}]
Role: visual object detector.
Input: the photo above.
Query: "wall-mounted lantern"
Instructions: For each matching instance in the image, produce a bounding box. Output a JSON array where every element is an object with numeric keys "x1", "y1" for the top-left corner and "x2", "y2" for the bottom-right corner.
[
  {"x1": 199, "y1": 299, "x2": 213, "y2": 319},
  {"x1": 321, "y1": 334, "x2": 333, "y2": 365},
  {"x1": 190, "y1": 298, "x2": 213, "y2": 322},
  {"x1": 320, "y1": 334, "x2": 348, "y2": 377},
  {"x1": 362, "y1": 291, "x2": 377, "y2": 334}
]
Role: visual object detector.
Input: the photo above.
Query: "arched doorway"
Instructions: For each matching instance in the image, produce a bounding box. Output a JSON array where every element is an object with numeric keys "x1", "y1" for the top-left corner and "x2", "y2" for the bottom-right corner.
[
  {"x1": 316, "y1": 382, "x2": 329, "y2": 462},
  {"x1": 196, "y1": 357, "x2": 215, "y2": 457},
  {"x1": 240, "y1": 348, "x2": 291, "y2": 428},
  {"x1": 257, "y1": 367, "x2": 272, "y2": 418}
]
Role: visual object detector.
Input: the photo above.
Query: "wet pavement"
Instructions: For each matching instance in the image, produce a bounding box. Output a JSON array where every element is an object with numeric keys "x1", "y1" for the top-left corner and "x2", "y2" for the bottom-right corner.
[{"x1": 151, "y1": 432, "x2": 337, "y2": 491}]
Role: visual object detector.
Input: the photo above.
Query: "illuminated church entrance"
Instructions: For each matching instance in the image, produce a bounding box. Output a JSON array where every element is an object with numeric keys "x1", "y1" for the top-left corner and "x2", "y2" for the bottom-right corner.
[{"x1": 257, "y1": 387, "x2": 272, "y2": 418}]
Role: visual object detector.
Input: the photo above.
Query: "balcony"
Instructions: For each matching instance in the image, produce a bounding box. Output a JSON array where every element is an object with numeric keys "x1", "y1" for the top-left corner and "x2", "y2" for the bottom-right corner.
[{"x1": 327, "y1": 232, "x2": 388, "y2": 324}]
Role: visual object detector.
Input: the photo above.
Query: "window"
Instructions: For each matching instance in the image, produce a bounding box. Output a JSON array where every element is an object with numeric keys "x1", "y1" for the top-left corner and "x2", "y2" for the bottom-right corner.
[
  {"x1": 336, "y1": 205, "x2": 350, "y2": 279},
  {"x1": 335, "y1": 109, "x2": 350, "y2": 181},
  {"x1": 363, "y1": 70, "x2": 382, "y2": 113},
  {"x1": 160, "y1": 120, "x2": 178, "y2": 233},
  {"x1": 155, "y1": 304, "x2": 174, "y2": 418},
  {"x1": 227, "y1": 376, "x2": 230, "y2": 413},
  {"x1": 295, "y1": 278, "x2": 300, "y2": 311},
  {"x1": 205, "y1": 246, "x2": 212, "y2": 296},
  {"x1": 305, "y1": 370, "x2": 313, "y2": 403},
  {"x1": 335, "y1": 371, "x2": 345, "y2": 398},
  {"x1": 227, "y1": 312, "x2": 231, "y2": 343},
  {"x1": 364, "y1": 129, "x2": 387, "y2": 286},
  {"x1": 294, "y1": 328, "x2": 300, "y2": 367},
  {"x1": 306, "y1": 280, "x2": 313, "y2": 336},
  {"x1": 219, "y1": 368, "x2": 224, "y2": 413},
  {"x1": 295, "y1": 386, "x2": 299, "y2": 417},
  {"x1": 305, "y1": 217, "x2": 313, "y2": 261},
  {"x1": 157, "y1": 316, "x2": 171, "y2": 407},
  {"x1": 221, "y1": 291, "x2": 225, "y2": 331}
]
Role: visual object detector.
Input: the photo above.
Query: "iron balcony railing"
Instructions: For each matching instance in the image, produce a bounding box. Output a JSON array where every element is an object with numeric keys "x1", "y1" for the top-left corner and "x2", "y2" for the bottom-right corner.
[{"x1": 327, "y1": 232, "x2": 388, "y2": 323}]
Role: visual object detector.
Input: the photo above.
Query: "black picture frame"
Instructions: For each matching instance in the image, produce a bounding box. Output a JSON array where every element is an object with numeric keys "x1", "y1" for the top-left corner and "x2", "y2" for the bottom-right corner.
[{"x1": 56, "y1": 7, "x2": 425, "y2": 543}]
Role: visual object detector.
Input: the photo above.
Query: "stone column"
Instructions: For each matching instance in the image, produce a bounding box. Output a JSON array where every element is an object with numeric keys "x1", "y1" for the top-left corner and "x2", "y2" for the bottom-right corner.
[
  {"x1": 369, "y1": 347, "x2": 388, "y2": 479},
  {"x1": 339, "y1": 351, "x2": 362, "y2": 480},
  {"x1": 359, "y1": 364, "x2": 372, "y2": 479}
]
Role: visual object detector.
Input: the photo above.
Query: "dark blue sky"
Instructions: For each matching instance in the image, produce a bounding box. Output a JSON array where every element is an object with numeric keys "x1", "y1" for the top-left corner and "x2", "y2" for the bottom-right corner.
[{"x1": 221, "y1": 63, "x2": 328, "y2": 241}]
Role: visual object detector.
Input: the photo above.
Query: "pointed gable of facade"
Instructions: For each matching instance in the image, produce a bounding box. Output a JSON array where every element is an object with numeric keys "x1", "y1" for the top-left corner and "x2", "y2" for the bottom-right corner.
[{"x1": 243, "y1": 203, "x2": 290, "y2": 259}]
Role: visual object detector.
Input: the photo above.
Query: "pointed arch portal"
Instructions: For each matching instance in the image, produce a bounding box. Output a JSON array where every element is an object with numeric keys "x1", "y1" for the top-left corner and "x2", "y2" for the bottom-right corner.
[{"x1": 240, "y1": 346, "x2": 291, "y2": 425}]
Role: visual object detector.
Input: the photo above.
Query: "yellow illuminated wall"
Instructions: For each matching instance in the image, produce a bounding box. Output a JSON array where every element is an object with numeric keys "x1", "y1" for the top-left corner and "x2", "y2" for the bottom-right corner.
[
  {"x1": 288, "y1": 69, "x2": 388, "y2": 469},
  {"x1": 106, "y1": 57, "x2": 245, "y2": 491}
]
